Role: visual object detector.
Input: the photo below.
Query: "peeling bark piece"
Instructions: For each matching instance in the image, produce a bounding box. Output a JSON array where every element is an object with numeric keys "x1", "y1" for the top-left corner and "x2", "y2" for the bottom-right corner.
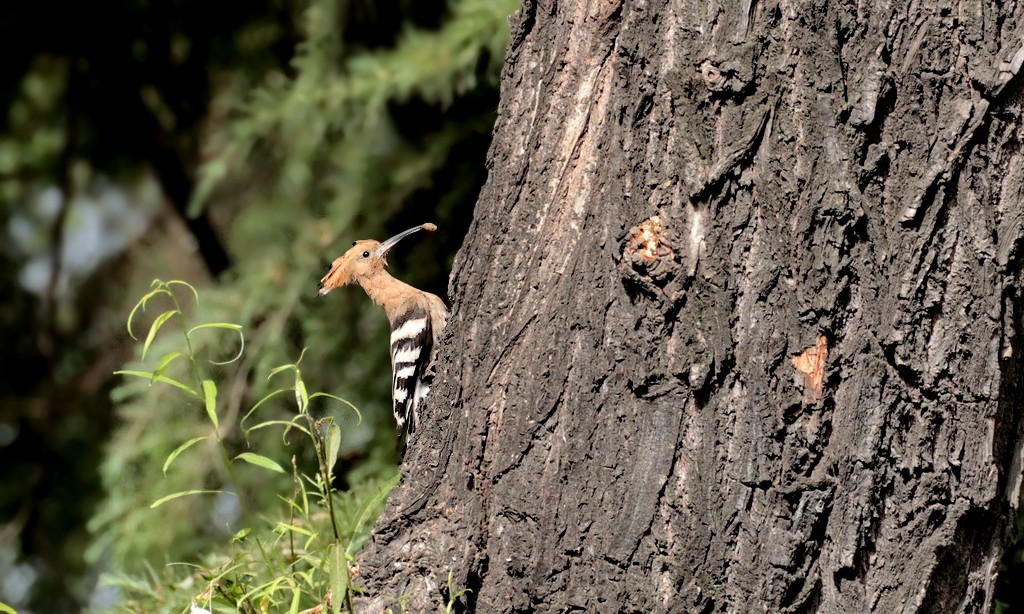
[
  {"x1": 791, "y1": 334, "x2": 828, "y2": 404},
  {"x1": 624, "y1": 215, "x2": 673, "y2": 263}
]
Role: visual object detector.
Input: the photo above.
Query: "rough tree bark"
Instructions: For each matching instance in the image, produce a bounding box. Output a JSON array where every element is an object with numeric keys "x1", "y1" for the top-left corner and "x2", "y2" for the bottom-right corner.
[{"x1": 358, "y1": 0, "x2": 1024, "y2": 611}]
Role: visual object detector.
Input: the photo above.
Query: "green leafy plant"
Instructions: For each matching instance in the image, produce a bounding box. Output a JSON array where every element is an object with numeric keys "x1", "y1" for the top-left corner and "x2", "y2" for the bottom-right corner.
[
  {"x1": 102, "y1": 280, "x2": 395, "y2": 613},
  {"x1": 117, "y1": 279, "x2": 247, "y2": 511},
  {"x1": 444, "y1": 569, "x2": 472, "y2": 614}
]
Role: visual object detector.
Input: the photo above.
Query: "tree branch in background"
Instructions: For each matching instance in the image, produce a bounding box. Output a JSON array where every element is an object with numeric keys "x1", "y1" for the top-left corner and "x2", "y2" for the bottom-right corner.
[
  {"x1": 131, "y1": 84, "x2": 231, "y2": 277},
  {"x1": 40, "y1": 59, "x2": 80, "y2": 358},
  {"x1": 152, "y1": 144, "x2": 232, "y2": 277}
]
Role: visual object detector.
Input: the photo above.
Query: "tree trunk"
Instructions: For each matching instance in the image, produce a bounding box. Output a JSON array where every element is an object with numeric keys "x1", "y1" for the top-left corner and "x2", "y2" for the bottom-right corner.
[{"x1": 357, "y1": 0, "x2": 1024, "y2": 611}]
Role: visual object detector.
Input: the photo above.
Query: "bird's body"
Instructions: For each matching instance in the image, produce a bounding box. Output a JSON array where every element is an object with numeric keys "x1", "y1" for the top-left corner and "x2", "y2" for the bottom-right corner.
[{"x1": 318, "y1": 224, "x2": 447, "y2": 446}]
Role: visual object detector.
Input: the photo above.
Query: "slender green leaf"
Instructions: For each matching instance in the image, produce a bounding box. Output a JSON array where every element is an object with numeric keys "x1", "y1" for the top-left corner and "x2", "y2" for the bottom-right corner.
[
  {"x1": 141, "y1": 309, "x2": 179, "y2": 361},
  {"x1": 310, "y1": 392, "x2": 362, "y2": 424},
  {"x1": 114, "y1": 370, "x2": 198, "y2": 396},
  {"x1": 201, "y1": 380, "x2": 218, "y2": 430},
  {"x1": 240, "y1": 576, "x2": 290, "y2": 606},
  {"x1": 289, "y1": 580, "x2": 301, "y2": 614},
  {"x1": 188, "y1": 322, "x2": 242, "y2": 335},
  {"x1": 197, "y1": 562, "x2": 246, "y2": 592},
  {"x1": 274, "y1": 522, "x2": 314, "y2": 537},
  {"x1": 235, "y1": 452, "x2": 285, "y2": 473},
  {"x1": 0, "y1": 601, "x2": 17, "y2": 614},
  {"x1": 241, "y1": 388, "x2": 289, "y2": 426},
  {"x1": 325, "y1": 423, "x2": 341, "y2": 479},
  {"x1": 267, "y1": 363, "x2": 297, "y2": 380},
  {"x1": 163, "y1": 561, "x2": 203, "y2": 571},
  {"x1": 126, "y1": 287, "x2": 171, "y2": 340},
  {"x1": 150, "y1": 489, "x2": 234, "y2": 508},
  {"x1": 162, "y1": 436, "x2": 208, "y2": 474},
  {"x1": 277, "y1": 494, "x2": 303, "y2": 515},
  {"x1": 188, "y1": 322, "x2": 246, "y2": 365},
  {"x1": 294, "y1": 461, "x2": 310, "y2": 516},
  {"x1": 246, "y1": 419, "x2": 311, "y2": 439},
  {"x1": 295, "y1": 375, "x2": 308, "y2": 413},
  {"x1": 165, "y1": 279, "x2": 199, "y2": 305},
  {"x1": 150, "y1": 351, "x2": 183, "y2": 384},
  {"x1": 329, "y1": 543, "x2": 347, "y2": 614}
]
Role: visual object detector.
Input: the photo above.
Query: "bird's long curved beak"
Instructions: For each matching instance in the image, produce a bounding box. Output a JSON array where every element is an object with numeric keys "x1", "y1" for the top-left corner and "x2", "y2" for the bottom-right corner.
[{"x1": 375, "y1": 223, "x2": 437, "y2": 257}]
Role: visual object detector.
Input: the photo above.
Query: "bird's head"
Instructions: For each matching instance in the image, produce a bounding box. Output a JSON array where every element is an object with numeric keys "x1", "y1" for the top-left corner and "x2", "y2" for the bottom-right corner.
[{"x1": 318, "y1": 223, "x2": 436, "y2": 296}]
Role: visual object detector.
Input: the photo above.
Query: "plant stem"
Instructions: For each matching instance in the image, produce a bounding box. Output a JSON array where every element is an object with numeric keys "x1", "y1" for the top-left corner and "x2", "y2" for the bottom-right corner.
[
  {"x1": 345, "y1": 578, "x2": 355, "y2": 614},
  {"x1": 168, "y1": 283, "x2": 250, "y2": 519},
  {"x1": 309, "y1": 416, "x2": 342, "y2": 541},
  {"x1": 290, "y1": 456, "x2": 299, "y2": 569},
  {"x1": 168, "y1": 288, "x2": 204, "y2": 393}
]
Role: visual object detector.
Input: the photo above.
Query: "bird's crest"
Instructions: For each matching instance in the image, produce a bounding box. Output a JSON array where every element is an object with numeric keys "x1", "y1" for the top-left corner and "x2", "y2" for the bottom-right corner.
[{"x1": 318, "y1": 239, "x2": 382, "y2": 296}]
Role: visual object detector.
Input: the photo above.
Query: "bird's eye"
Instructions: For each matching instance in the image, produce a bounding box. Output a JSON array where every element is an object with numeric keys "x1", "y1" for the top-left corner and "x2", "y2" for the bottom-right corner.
[{"x1": 362, "y1": 251, "x2": 370, "y2": 258}]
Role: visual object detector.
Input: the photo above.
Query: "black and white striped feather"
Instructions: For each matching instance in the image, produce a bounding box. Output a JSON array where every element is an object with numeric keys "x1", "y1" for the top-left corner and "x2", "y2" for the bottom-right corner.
[{"x1": 389, "y1": 306, "x2": 434, "y2": 440}]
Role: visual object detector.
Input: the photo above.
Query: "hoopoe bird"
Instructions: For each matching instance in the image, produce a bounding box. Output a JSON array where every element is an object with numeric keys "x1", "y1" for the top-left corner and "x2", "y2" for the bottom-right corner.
[{"x1": 318, "y1": 223, "x2": 448, "y2": 448}]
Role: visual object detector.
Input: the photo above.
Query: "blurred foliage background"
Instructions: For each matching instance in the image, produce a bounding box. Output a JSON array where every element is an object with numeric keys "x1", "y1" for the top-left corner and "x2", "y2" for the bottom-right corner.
[{"x1": 0, "y1": 0, "x2": 515, "y2": 610}]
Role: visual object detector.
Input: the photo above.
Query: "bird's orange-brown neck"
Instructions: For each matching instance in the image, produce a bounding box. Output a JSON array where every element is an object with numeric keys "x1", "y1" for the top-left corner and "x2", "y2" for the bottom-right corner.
[{"x1": 355, "y1": 271, "x2": 421, "y2": 322}]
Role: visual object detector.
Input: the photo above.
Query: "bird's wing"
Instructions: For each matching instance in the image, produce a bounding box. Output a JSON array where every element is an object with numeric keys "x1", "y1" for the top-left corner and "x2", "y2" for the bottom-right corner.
[
  {"x1": 425, "y1": 292, "x2": 449, "y2": 342},
  {"x1": 389, "y1": 305, "x2": 433, "y2": 440}
]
